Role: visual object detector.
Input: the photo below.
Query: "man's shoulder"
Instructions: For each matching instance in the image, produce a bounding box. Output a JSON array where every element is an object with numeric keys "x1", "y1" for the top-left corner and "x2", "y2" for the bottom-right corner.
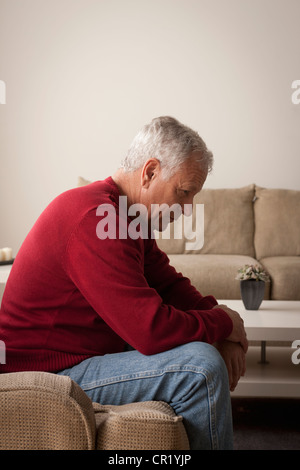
[{"x1": 49, "y1": 177, "x2": 118, "y2": 214}]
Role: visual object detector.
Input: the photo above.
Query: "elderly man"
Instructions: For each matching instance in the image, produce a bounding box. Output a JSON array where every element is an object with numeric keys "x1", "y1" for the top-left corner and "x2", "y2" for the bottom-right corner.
[{"x1": 0, "y1": 116, "x2": 247, "y2": 449}]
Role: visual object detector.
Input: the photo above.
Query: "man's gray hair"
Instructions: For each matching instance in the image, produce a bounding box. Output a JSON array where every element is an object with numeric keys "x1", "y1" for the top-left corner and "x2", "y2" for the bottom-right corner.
[{"x1": 120, "y1": 116, "x2": 214, "y2": 180}]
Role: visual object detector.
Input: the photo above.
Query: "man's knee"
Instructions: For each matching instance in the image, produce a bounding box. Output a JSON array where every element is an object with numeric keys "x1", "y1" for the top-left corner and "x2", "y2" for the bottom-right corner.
[{"x1": 176, "y1": 342, "x2": 227, "y2": 377}]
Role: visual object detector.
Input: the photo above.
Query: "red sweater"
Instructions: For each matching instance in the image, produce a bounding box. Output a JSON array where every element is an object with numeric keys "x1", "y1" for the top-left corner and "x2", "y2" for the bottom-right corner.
[{"x1": 0, "y1": 177, "x2": 232, "y2": 372}]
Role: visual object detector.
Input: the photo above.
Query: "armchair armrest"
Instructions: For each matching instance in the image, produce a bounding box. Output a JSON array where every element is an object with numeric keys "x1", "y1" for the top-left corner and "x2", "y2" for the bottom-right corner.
[{"x1": 0, "y1": 371, "x2": 96, "y2": 450}]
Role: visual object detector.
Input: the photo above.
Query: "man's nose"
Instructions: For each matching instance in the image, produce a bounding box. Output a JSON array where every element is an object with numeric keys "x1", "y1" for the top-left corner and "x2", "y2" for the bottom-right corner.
[{"x1": 183, "y1": 202, "x2": 193, "y2": 217}]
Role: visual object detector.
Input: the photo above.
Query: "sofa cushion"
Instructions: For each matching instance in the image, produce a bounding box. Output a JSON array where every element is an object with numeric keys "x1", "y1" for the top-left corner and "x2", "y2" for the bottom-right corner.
[
  {"x1": 93, "y1": 400, "x2": 190, "y2": 450},
  {"x1": 78, "y1": 176, "x2": 92, "y2": 186},
  {"x1": 167, "y1": 253, "x2": 270, "y2": 300},
  {"x1": 157, "y1": 185, "x2": 256, "y2": 256},
  {"x1": 0, "y1": 371, "x2": 96, "y2": 450},
  {"x1": 260, "y1": 256, "x2": 300, "y2": 300},
  {"x1": 254, "y1": 187, "x2": 300, "y2": 259}
]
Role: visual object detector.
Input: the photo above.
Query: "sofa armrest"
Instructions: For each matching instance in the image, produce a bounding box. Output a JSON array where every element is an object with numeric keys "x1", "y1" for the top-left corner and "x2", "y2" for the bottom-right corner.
[{"x1": 0, "y1": 371, "x2": 96, "y2": 450}]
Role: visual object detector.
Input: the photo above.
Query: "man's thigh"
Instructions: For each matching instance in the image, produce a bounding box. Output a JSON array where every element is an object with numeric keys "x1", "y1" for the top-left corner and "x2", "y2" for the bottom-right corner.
[
  {"x1": 57, "y1": 342, "x2": 225, "y2": 407},
  {"x1": 57, "y1": 342, "x2": 232, "y2": 449}
]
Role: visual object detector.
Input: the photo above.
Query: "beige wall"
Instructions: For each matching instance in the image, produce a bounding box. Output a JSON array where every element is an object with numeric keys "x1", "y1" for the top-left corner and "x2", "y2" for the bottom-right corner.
[{"x1": 1, "y1": 0, "x2": 300, "y2": 254}]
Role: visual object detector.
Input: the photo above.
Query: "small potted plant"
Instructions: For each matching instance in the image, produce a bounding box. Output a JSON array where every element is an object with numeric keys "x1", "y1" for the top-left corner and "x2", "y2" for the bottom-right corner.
[{"x1": 236, "y1": 264, "x2": 270, "y2": 310}]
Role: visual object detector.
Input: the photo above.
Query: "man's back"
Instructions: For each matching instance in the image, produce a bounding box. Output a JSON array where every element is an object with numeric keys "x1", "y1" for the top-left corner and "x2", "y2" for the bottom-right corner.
[{"x1": 0, "y1": 178, "x2": 127, "y2": 371}]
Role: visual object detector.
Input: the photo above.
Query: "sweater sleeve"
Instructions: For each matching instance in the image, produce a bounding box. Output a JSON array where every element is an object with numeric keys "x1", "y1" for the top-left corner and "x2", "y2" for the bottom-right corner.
[
  {"x1": 144, "y1": 238, "x2": 219, "y2": 311},
  {"x1": 64, "y1": 211, "x2": 233, "y2": 355}
]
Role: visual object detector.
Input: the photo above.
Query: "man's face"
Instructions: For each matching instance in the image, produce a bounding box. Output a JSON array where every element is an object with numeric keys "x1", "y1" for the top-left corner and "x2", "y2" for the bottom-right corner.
[{"x1": 140, "y1": 152, "x2": 207, "y2": 231}]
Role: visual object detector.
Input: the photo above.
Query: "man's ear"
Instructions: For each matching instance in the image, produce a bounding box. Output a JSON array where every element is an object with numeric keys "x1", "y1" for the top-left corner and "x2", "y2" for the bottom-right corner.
[{"x1": 141, "y1": 158, "x2": 161, "y2": 188}]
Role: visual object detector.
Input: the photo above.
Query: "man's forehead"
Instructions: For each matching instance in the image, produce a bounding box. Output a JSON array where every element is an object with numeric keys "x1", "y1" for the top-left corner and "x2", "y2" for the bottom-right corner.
[{"x1": 177, "y1": 166, "x2": 206, "y2": 190}]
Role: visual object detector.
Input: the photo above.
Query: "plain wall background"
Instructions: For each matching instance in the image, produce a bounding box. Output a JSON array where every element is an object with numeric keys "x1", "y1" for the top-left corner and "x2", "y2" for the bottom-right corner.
[{"x1": 1, "y1": 0, "x2": 300, "y2": 255}]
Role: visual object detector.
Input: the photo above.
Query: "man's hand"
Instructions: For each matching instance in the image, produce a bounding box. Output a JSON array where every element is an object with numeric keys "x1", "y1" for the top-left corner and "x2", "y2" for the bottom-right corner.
[
  {"x1": 214, "y1": 304, "x2": 248, "y2": 353},
  {"x1": 215, "y1": 340, "x2": 246, "y2": 392}
]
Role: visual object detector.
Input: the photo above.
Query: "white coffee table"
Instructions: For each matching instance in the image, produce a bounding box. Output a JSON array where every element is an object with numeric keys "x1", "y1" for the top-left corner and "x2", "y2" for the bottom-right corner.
[{"x1": 218, "y1": 299, "x2": 300, "y2": 398}]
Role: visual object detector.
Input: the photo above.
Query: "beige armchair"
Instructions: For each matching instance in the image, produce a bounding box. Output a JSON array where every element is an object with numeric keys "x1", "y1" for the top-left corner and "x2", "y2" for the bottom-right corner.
[{"x1": 0, "y1": 371, "x2": 189, "y2": 450}]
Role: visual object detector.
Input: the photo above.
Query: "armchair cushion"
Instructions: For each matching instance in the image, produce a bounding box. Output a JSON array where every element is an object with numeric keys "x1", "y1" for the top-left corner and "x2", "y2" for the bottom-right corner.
[{"x1": 93, "y1": 400, "x2": 190, "y2": 450}]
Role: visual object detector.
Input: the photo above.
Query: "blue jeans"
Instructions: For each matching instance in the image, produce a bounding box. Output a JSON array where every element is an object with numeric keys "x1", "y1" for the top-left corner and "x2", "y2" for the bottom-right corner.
[{"x1": 57, "y1": 342, "x2": 233, "y2": 450}]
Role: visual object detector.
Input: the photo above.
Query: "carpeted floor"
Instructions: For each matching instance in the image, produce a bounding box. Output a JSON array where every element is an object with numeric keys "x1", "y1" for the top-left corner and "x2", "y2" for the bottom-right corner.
[{"x1": 232, "y1": 397, "x2": 300, "y2": 450}]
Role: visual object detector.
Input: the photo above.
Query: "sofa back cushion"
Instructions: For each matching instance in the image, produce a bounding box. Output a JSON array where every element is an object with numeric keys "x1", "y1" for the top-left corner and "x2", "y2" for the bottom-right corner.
[
  {"x1": 157, "y1": 184, "x2": 256, "y2": 256},
  {"x1": 254, "y1": 186, "x2": 300, "y2": 259}
]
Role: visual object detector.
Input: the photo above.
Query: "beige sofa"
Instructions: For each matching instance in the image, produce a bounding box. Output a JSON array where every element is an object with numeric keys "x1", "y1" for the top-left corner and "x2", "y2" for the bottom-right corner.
[{"x1": 157, "y1": 184, "x2": 300, "y2": 301}]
